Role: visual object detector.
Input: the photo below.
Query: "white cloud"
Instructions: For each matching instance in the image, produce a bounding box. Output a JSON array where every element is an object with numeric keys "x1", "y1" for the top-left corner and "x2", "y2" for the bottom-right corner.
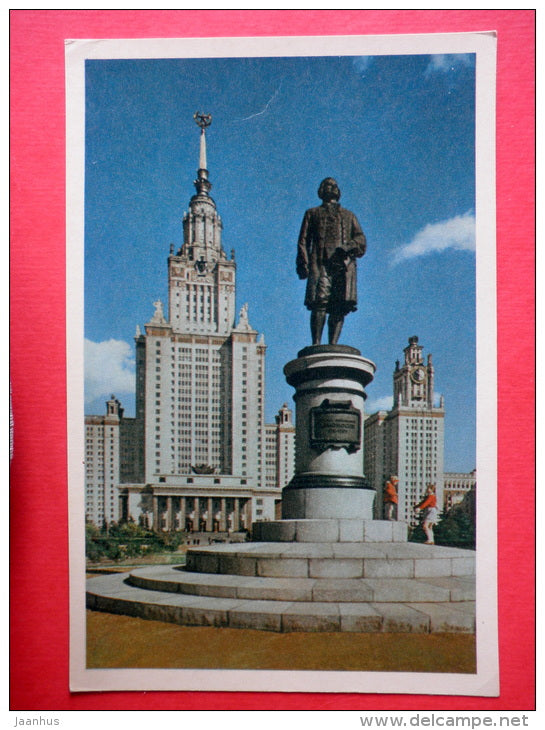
[
  {"x1": 366, "y1": 392, "x2": 444, "y2": 413},
  {"x1": 366, "y1": 395, "x2": 393, "y2": 413},
  {"x1": 393, "y1": 211, "x2": 475, "y2": 265},
  {"x1": 426, "y1": 53, "x2": 473, "y2": 74},
  {"x1": 84, "y1": 338, "x2": 135, "y2": 404}
]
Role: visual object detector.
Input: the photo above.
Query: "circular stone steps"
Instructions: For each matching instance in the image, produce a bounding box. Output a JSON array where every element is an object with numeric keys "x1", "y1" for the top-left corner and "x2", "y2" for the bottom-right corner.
[
  {"x1": 252, "y1": 518, "x2": 408, "y2": 543},
  {"x1": 184, "y1": 541, "x2": 475, "y2": 580},
  {"x1": 86, "y1": 571, "x2": 476, "y2": 634},
  {"x1": 127, "y1": 565, "x2": 475, "y2": 603}
]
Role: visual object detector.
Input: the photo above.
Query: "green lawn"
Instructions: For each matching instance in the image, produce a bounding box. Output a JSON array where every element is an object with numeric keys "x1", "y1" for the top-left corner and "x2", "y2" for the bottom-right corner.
[{"x1": 87, "y1": 610, "x2": 476, "y2": 673}]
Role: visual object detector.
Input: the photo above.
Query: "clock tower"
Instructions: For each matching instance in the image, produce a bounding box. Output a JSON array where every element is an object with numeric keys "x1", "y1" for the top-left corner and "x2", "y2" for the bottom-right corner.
[
  {"x1": 365, "y1": 336, "x2": 445, "y2": 523},
  {"x1": 393, "y1": 335, "x2": 435, "y2": 409}
]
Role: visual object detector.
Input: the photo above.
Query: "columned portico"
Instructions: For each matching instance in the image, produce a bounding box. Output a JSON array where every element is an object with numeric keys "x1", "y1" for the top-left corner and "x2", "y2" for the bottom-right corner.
[
  {"x1": 179, "y1": 497, "x2": 186, "y2": 531},
  {"x1": 167, "y1": 496, "x2": 174, "y2": 531},
  {"x1": 193, "y1": 497, "x2": 200, "y2": 532},
  {"x1": 233, "y1": 498, "x2": 240, "y2": 532},
  {"x1": 119, "y1": 478, "x2": 278, "y2": 534},
  {"x1": 220, "y1": 498, "x2": 227, "y2": 531},
  {"x1": 152, "y1": 495, "x2": 159, "y2": 530},
  {"x1": 206, "y1": 497, "x2": 213, "y2": 531}
]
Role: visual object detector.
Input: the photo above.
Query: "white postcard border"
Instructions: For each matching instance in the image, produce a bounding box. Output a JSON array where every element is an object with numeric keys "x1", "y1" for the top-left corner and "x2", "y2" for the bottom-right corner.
[{"x1": 67, "y1": 32, "x2": 498, "y2": 695}]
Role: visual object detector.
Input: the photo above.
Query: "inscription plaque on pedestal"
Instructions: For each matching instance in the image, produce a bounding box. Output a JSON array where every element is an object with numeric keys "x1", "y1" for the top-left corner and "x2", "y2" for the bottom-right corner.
[{"x1": 310, "y1": 399, "x2": 361, "y2": 453}]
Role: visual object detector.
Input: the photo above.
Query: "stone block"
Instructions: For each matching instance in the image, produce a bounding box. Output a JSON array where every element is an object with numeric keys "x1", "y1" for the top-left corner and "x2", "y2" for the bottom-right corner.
[
  {"x1": 382, "y1": 543, "x2": 429, "y2": 558},
  {"x1": 256, "y1": 558, "x2": 309, "y2": 578},
  {"x1": 363, "y1": 558, "x2": 414, "y2": 579},
  {"x1": 308, "y1": 558, "x2": 363, "y2": 579},
  {"x1": 179, "y1": 604, "x2": 229, "y2": 627},
  {"x1": 451, "y1": 557, "x2": 476, "y2": 576},
  {"x1": 312, "y1": 579, "x2": 374, "y2": 602},
  {"x1": 128, "y1": 573, "x2": 180, "y2": 594},
  {"x1": 339, "y1": 519, "x2": 364, "y2": 542},
  {"x1": 179, "y1": 597, "x2": 242, "y2": 628},
  {"x1": 217, "y1": 554, "x2": 257, "y2": 576},
  {"x1": 281, "y1": 488, "x2": 306, "y2": 519},
  {"x1": 339, "y1": 603, "x2": 383, "y2": 632},
  {"x1": 422, "y1": 576, "x2": 476, "y2": 602},
  {"x1": 251, "y1": 522, "x2": 263, "y2": 541},
  {"x1": 140, "y1": 602, "x2": 184, "y2": 625},
  {"x1": 189, "y1": 580, "x2": 238, "y2": 599},
  {"x1": 368, "y1": 578, "x2": 450, "y2": 603},
  {"x1": 257, "y1": 520, "x2": 297, "y2": 542},
  {"x1": 228, "y1": 601, "x2": 293, "y2": 632},
  {"x1": 407, "y1": 603, "x2": 475, "y2": 633},
  {"x1": 185, "y1": 551, "x2": 219, "y2": 574},
  {"x1": 236, "y1": 577, "x2": 313, "y2": 602},
  {"x1": 392, "y1": 521, "x2": 409, "y2": 542},
  {"x1": 281, "y1": 602, "x2": 341, "y2": 632},
  {"x1": 414, "y1": 558, "x2": 453, "y2": 578},
  {"x1": 363, "y1": 521, "x2": 393, "y2": 542},
  {"x1": 372, "y1": 603, "x2": 430, "y2": 633},
  {"x1": 295, "y1": 519, "x2": 339, "y2": 542},
  {"x1": 333, "y1": 543, "x2": 384, "y2": 558},
  {"x1": 302, "y1": 487, "x2": 374, "y2": 520},
  {"x1": 245, "y1": 543, "x2": 285, "y2": 557},
  {"x1": 280, "y1": 543, "x2": 334, "y2": 558}
]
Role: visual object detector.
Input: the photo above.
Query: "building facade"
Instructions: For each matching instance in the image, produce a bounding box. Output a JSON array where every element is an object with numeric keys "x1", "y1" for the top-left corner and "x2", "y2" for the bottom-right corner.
[
  {"x1": 86, "y1": 120, "x2": 288, "y2": 532},
  {"x1": 443, "y1": 470, "x2": 476, "y2": 513},
  {"x1": 264, "y1": 404, "x2": 296, "y2": 491},
  {"x1": 85, "y1": 396, "x2": 123, "y2": 526},
  {"x1": 365, "y1": 336, "x2": 445, "y2": 524}
]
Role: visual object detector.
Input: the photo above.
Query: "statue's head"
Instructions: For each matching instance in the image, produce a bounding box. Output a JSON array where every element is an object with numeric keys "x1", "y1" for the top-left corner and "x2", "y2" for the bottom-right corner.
[{"x1": 318, "y1": 177, "x2": 341, "y2": 202}]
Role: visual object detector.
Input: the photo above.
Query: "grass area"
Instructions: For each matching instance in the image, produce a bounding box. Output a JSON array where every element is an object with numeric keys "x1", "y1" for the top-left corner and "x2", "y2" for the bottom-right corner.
[
  {"x1": 87, "y1": 552, "x2": 186, "y2": 571},
  {"x1": 87, "y1": 610, "x2": 476, "y2": 673}
]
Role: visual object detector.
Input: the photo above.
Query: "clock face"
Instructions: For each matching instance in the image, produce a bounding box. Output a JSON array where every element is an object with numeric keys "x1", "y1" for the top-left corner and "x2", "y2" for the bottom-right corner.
[{"x1": 411, "y1": 366, "x2": 426, "y2": 383}]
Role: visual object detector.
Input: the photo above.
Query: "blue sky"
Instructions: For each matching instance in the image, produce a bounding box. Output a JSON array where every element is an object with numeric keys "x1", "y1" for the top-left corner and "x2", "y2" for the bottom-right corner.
[{"x1": 84, "y1": 52, "x2": 476, "y2": 471}]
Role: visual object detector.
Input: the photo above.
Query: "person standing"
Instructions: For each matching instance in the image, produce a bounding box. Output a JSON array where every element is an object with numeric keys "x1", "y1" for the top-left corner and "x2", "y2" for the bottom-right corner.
[
  {"x1": 383, "y1": 475, "x2": 399, "y2": 521},
  {"x1": 415, "y1": 484, "x2": 439, "y2": 544}
]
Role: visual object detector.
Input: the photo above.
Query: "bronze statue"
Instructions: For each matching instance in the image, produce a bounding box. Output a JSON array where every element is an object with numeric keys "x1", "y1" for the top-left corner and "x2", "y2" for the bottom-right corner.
[{"x1": 296, "y1": 178, "x2": 366, "y2": 345}]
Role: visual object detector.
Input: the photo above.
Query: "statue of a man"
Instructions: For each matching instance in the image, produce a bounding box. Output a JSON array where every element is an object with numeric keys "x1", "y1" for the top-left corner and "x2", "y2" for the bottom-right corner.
[{"x1": 296, "y1": 177, "x2": 366, "y2": 345}]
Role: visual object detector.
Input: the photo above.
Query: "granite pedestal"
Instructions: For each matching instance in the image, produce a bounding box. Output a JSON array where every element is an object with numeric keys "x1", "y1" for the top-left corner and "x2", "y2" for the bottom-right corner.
[{"x1": 282, "y1": 345, "x2": 376, "y2": 520}]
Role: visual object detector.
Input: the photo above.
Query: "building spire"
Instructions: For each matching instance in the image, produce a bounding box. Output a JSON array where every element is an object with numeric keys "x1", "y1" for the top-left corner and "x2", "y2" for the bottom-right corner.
[
  {"x1": 193, "y1": 111, "x2": 212, "y2": 196},
  {"x1": 199, "y1": 124, "x2": 207, "y2": 169}
]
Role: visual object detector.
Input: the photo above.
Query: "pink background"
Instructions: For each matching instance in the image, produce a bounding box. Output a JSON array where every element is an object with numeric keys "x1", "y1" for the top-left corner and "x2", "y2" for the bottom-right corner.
[{"x1": 10, "y1": 10, "x2": 535, "y2": 711}]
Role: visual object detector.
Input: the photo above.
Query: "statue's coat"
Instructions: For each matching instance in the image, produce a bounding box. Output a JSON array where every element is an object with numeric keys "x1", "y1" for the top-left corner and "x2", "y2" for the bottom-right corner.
[{"x1": 296, "y1": 203, "x2": 366, "y2": 315}]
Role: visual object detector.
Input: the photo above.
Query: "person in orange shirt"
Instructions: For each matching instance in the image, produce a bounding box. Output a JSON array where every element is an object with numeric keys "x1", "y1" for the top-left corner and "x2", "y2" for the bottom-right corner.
[
  {"x1": 415, "y1": 483, "x2": 439, "y2": 544},
  {"x1": 383, "y1": 475, "x2": 399, "y2": 521}
]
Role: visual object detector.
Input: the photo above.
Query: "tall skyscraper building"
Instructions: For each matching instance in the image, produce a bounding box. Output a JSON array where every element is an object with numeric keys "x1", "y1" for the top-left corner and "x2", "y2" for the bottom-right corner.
[
  {"x1": 134, "y1": 119, "x2": 266, "y2": 485},
  {"x1": 365, "y1": 336, "x2": 445, "y2": 523},
  {"x1": 86, "y1": 117, "x2": 287, "y2": 532},
  {"x1": 84, "y1": 395, "x2": 123, "y2": 526},
  {"x1": 264, "y1": 404, "x2": 296, "y2": 492}
]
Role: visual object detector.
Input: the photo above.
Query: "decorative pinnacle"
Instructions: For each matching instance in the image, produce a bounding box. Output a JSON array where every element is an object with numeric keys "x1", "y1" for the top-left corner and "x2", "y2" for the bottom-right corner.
[
  {"x1": 193, "y1": 112, "x2": 213, "y2": 196},
  {"x1": 194, "y1": 111, "x2": 212, "y2": 130}
]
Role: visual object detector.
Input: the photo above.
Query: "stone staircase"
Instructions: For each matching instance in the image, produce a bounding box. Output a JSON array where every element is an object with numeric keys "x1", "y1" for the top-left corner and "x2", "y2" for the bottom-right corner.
[{"x1": 86, "y1": 520, "x2": 476, "y2": 634}]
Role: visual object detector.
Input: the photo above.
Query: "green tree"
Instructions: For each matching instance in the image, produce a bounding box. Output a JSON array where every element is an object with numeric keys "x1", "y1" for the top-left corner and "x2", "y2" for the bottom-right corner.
[{"x1": 435, "y1": 506, "x2": 475, "y2": 549}]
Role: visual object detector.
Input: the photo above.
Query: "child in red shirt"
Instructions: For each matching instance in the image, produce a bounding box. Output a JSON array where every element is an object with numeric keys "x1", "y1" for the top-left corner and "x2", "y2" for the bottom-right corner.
[{"x1": 415, "y1": 484, "x2": 438, "y2": 544}]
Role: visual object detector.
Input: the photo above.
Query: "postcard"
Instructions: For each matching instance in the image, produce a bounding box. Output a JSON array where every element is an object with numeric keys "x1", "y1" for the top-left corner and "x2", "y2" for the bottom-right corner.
[{"x1": 67, "y1": 32, "x2": 498, "y2": 695}]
